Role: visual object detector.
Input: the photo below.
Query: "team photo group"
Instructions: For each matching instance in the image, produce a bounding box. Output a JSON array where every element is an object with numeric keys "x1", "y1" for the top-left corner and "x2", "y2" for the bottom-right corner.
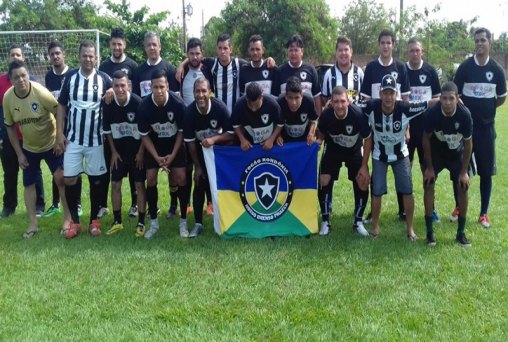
[{"x1": 1, "y1": 25, "x2": 506, "y2": 247}]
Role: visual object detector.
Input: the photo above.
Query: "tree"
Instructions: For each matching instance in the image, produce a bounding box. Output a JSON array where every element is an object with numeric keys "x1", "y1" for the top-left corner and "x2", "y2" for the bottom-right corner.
[{"x1": 203, "y1": 0, "x2": 338, "y2": 64}]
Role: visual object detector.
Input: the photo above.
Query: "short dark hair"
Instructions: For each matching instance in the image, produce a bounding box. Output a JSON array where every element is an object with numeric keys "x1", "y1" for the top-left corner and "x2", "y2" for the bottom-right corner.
[
  {"x1": 407, "y1": 37, "x2": 422, "y2": 47},
  {"x1": 48, "y1": 40, "x2": 64, "y2": 53},
  {"x1": 187, "y1": 37, "x2": 202, "y2": 51},
  {"x1": 217, "y1": 34, "x2": 231, "y2": 46},
  {"x1": 9, "y1": 44, "x2": 23, "y2": 55},
  {"x1": 8, "y1": 60, "x2": 27, "y2": 78},
  {"x1": 246, "y1": 82, "x2": 262, "y2": 101},
  {"x1": 112, "y1": 70, "x2": 129, "y2": 81},
  {"x1": 332, "y1": 85, "x2": 347, "y2": 97},
  {"x1": 285, "y1": 76, "x2": 302, "y2": 94},
  {"x1": 378, "y1": 29, "x2": 395, "y2": 43},
  {"x1": 286, "y1": 35, "x2": 304, "y2": 49},
  {"x1": 335, "y1": 36, "x2": 352, "y2": 51},
  {"x1": 474, "y1": 27, "x2": 492, "y2": 42},
  {"x1": 441, "y1": 81, "x2": 459, "y2": 96},
  {"x1": 151, "y1": 68, "x2": 167, "y2": 82},
  {"x1": 79, "y1": 40, "x2": 96, "y2": 54},
  {"x1": 193, "y1": 76, "x2": 210, "y2": 92},
  {"x1": 249, "y1": 34, "x2": 263, "y2": 46},
  {"x1": 111, "y1": 27, "x2": 126, "y2": 40}
]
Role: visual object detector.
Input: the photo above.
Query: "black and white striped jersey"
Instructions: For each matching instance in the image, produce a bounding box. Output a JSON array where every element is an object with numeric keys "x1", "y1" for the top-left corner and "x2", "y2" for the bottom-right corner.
[{"x1": 321, "y1": 64, "x2": 364, "y2": 103}]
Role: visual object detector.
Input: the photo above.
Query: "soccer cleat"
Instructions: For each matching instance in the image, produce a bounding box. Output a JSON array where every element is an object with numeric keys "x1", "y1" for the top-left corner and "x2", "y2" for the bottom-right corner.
[
  {"x1": 319, "y1": 221, "x2": 331, "y2": 236},
  {"x1": 144, "y1": 219, "x2": 159, "y2": 239},
  {"x1": 128, "y1": 205, "x2": 138, "y2": 217},
  {"x1": 43, "y1": 205, "x2": 61, "y2": 218},
  {"x1": 135, "y1": 223, "x2": 146, "y2": 237},
  {"x1": 426, "y1": 232, "x2": 436, "y2": 247},
  {"x1": 449, "y1": 207, "x2": 459, "y2": 222},
  {"x1": 77, "y1": 204, "x2": 83, "y2": 217},
  {"x1": 478, "y1": 214, "x2": 491, "y2": 229},
  {"x1": 97, "y1": 207, "x2": 110, "y2": 218},
  {"x1": 456, "y1": 233, "x2": 471, "y2": 247},
  {"x1": 431, "y1": 210, "x2": 440, "y2": 223},
  {"x1": 65, "y1": 221, "x2": 82, "y2": 239},
  {"x1": 106, "y1": 222, "x2": 123, "y2": 235},
  {"x1": 166, "y1": 205, "x2": 178, "y2": 219},
  {"x1": 206, "y1": 202, "x2": 214, "y2": 215},
  {"x1": 88, "y1": 219, "x2": 101, "y2": 236},
  {"x1": 35, "y1": 209, "x2": 44, "y2": 218},
  {"x1": 188, "y1": 223, "x2": 203, "y2": 238},
  {"x1": 398, "y1": 211, "x2": 407, "y2": 222},
  {"x1": 179, "y1": 220, "x2": 189, "y2": 238},
  {"x1": 353, "y1": 221, "x2": 369, "y2": 237}
]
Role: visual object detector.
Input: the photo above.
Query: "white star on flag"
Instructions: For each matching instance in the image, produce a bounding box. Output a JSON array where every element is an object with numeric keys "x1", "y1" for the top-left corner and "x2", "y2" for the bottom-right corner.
[{"x1": 258, "y1": 179, "x2": 275, "y2": 198}]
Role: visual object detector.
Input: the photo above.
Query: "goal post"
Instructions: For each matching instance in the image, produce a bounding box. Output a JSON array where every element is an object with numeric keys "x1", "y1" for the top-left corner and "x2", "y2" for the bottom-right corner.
[{"x1": 0, "y1": 29, "x2": 109, "y2": 86}]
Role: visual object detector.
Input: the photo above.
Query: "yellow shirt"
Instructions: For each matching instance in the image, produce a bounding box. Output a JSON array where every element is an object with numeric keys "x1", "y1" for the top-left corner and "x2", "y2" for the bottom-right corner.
[{"x1": 3, "y1": 81, "x2": 58, "y2": 153}]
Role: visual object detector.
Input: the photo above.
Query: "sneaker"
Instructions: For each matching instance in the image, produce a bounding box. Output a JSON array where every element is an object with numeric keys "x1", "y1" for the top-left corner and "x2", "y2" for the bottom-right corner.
[
  {"x1": 188, "y1": 223, "x2": 203, "y2": 238},
  {"x1": 35, "y1": 209, "x2": 44, "y2": 218},
  {"x1": 431, "y1": 210, "x2": 440, "y2": 223},
  {"x1": 65, "y1": 221, "x2": 82, "y2": 239},
  {"x1": 363, "y1": 213, "x2": 372, "y2": 224},
  {"x1": 449, "y1": 207, "x2": 459, "y2": 222},
  {"x1": 1, "y1": 207, "x2": 15, "y2": 218},
  {"x1": 135, "y1": 223, "x2": 146, "y2": 237},
  {"x1": 426, "y1": 232, "x2": 436, "y2": 246},
  {"x1": 205, "y1": 202, "x2": 214, "y2": 215},
  {"x1": 43, "y1": 205, "x2": 61, "y2": 218},
  {"x1": 88, "y1": 219, "x2": 101, "y2": 236},
  {"x1": 456, "y1": 233, "x2": 471, "y2": 247},
  {"x1": 97, "y1": 207, "x2": 110, "y2": 218},
  {"x1": 478, "y1": 214, "x2": 491, "y2": 228},
  {"x1": 319, "y1": 221, "x2": 331, "y2": 236},
  {"x1": 398, "y1": 212, "x2": 406, "y2": 222},
  {"x1": 179, "y1": 220, "x2": 189, "y2": 238},
  {"x1": 353, "y1": 221, "x2": 369, "y2": 237},
  {"x1": 128, "y1": 205, "x2": 138, "y2": 217},
  {"x1": 77, "y1": 204, "x2": 83, "y2": 217},
  {"x1": 106, "y1": 222, "x2": 123, "y2": 235},
  {"x1": 144, "y1": 220, "x2": 159, "y2": 239},
  {"x1": 166, "y1": 205, "x2": 178, "y2": 219}
]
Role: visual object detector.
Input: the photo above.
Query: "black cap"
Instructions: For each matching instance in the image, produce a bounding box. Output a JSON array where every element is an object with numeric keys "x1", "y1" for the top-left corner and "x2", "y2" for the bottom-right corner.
[{"x1": 380, "y1": 74, "x2": 397, "y2": 92}]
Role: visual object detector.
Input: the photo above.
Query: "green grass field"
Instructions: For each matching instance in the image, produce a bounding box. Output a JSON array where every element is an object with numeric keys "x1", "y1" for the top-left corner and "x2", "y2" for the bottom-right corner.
[{"x1": 1, "y1": 106, "x2": 507, "y2": 340}]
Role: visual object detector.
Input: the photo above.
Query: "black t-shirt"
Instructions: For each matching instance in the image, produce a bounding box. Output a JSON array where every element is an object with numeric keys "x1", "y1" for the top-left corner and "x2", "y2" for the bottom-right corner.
[
  {"x1": 274, "y1": 62, "x2": 320, "y2": 97},
  {"x1": 99, "y1": 56, "x2": 138, "y2": 79},
  {"x1": 184, "y1": 97, "x2": 233, "y2": 143},
  {"x1": 277, "y1": 93, "x2": 317, "y2": 142},
  {"x1": 132, "y1": 59, "x2": 178, "y2": 98}
]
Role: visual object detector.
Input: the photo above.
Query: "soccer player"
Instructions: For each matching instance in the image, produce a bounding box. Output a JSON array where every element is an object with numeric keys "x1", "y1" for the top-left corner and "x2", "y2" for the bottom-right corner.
[
  {"x1": 239, "y1": 34, "x2": 276, "y2": 96},
  {"x1": 103, "y1": 71, "x2": 146, "y2": 236},
  {"x1": 274, "y1": 35, "x2": 322, "y2": 116},
  {"x1": 184, "y1": 77, "x2": 234, "y2": 237},
  {"x1": 232, "y1": 82, "x2": 283, "y2": 151},
  {"x1": 0, "y1": 44, "x2": 45, "y2": 218},
  {"x1": 405, "y1": 37, "x2": 442, "y2": 222},
  {"x1": 316, "y1": 86, "x2": 371, "y2": 237},
  {"x1": 422, "y1": 82, "x2": 473, "y2": 247},
  {"x1": 454, "y1": 27, "x2": 507, "y2": 228},
  {"x1": 360, "y1": 74, "x2": 438, "y2": 240},
  {"x1": 100, "y1": 27, "x2": 140, "y2": 219},
  {"x1": 55, "y1": 40, "x2": 112, "y2": 239},
  {"x1": 3, "y1": 60, "x2": 71, "y2": 238},
  {"x1": 277, "y1": 76, "x2": 317, "y2": 145},
  {"x1": 361, "y1": 29, "x2": 411, "y2": 222},
  {"x1": 138, "y1": 69, "x2": 189, "y2": 238},
  {"x1": 43, "y1": 40, "x2": 83, "y2": 219}
]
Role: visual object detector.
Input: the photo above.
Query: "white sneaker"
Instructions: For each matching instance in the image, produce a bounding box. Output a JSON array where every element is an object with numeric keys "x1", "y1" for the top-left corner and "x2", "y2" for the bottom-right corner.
[
  {"x1": 144, "y1": 219, "x2": 159, "y2": 239},
  {"x1": 188, "y1": 223, "x2": 203, "y2": 238},
  {"x1": 128, "y1": 205, "x2": 138, "y2": 217},
  {"x1": 97, "y1": 207, "x2": 110, "y2": 218},
  {"x1": 353, "y1": 221, "x2": 369, "y2": 237},
  {"x1": 179, "y1": 220, "x2": 189, "y2": 238},
  {"x1": 319, "y1": 221, "x2": 331, "y2": 236}
]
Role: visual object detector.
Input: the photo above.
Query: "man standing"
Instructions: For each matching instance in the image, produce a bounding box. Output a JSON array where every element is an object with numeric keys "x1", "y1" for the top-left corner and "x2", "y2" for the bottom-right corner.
[
  {"x1": 454, "y1": 27, "x2": 507, "y2": 228},
  {"x1": 103, "y1": 71, "x2": 146, "y2": 236},
  {"x1": 316, "y1": 86, "x2": 371, "y2": 237},
  {"x1": 55, "y1": 40, "x2": 112, "y2": 239},
  {"x1": 3, "y1": 60, "x2": 71, "y2": 238},
  {"x1": 184, "y1": 77, "x2": 233, "y2": 237},
  {"x1": 422, "y1": 82, "x2": 473, "y2": 247},
  {"x1": 239, "y1": 34, "x2": 276, "y2": 96}
]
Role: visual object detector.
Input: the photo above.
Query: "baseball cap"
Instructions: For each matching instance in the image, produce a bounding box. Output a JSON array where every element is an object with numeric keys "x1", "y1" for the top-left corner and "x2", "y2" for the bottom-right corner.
[{"x1": 380, "y1": 74, "x2": 397, "y2": 92}]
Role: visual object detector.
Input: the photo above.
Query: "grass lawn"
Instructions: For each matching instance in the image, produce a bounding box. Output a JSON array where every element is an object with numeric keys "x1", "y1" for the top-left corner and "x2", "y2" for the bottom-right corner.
[{"x1": 0, "y1": 106, "x2": 507, "y2": 340}]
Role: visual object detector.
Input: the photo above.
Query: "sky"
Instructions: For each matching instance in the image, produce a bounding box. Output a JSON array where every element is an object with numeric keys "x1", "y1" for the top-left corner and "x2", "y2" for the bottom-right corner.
[{"x1": 96, "y1": 0, "x2": 507, "y2": 38}]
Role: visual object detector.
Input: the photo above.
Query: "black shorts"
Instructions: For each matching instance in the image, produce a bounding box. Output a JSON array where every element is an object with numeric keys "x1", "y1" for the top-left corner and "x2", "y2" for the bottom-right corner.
[
  {"x1": 432, "y1": 153, "x2": 464, "y2": 182},
  {"x1": 319, "y1": 146, "x2": 362, "y2": 181},
  {"x1": 472, "y1": 124, "x2": 496, "y2": 176},
  {"x1": 145, "y1": 144, "x2": 187, "y2": 170},
  {"x1": 110, "y1": 159, "x2": 146, "y2": 182},
  {"x1": 407, "y1": 132, "x2": 425, "y2": 167}
]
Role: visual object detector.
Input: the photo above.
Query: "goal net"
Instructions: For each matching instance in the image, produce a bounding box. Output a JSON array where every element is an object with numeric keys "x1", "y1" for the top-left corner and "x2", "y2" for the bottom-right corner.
[{"x1": 0, "y1": 29, "x2": 109, "y2": 86}]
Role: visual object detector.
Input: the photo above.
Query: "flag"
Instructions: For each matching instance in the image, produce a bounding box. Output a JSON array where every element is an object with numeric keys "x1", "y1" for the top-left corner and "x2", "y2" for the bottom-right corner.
[{"x1": 203, "y1": 142, "x2": 318, "y2": 238}]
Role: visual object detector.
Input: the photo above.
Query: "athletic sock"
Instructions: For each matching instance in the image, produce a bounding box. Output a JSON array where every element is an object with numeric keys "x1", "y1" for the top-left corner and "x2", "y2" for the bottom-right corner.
[
  {"x1": 457, "y1": 216, "x2": 466, "y2": 235},
  {"x1": 146, "y1": 185, "x2": 158, "y2": 220},
  {"x1": 425, "y1": 216, "x2": 433, "y2": 234},
  {"x1": 480, "y1": 176, "x2": 492, "y2": 215},
  {"x1": 65, "y1": 182, "x2": 80, "y2": 223},
  {"x1": 113, "y1": 210, "x2": 121, "y2": 224}
]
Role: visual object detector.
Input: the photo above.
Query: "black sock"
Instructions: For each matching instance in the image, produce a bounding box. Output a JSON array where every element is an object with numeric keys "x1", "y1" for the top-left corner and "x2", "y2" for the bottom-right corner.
[
  {"x1": 397, "y1": 192, "x2": 404, "y2": 214},
  {"x1": 113, "y1": 210, "x2": 121, "y2": 224},
  {"x1": 178, "y1": 183, "x2": 190, "y2": 219},
  {"x1": 146, "y1": 185, "x2": 158, "y2": 220},
  {"x1": 65, "y1": 182, "x2": 80, "y2": 223},
  {"x1": 138, "y1": 211, "x2": 146, "y2": 226},
  {"x1": 170, "y1": 186, "x2": 178, "y2": 208},
  {"x1": 318, "y1": 182, "x2": 331, "y2": 222},
  {"x1": 425, "y1": 216, "x2": 433, "y2": 234},
  {"x1": 193, "y1": 182, "x2": 205, "y2": 224},
  {"x1": 88, "y1": 175, "x2": 105, "y2": 222},
  {"x1": 457, "y1": 216, "x2": 466, "y2": 235}
]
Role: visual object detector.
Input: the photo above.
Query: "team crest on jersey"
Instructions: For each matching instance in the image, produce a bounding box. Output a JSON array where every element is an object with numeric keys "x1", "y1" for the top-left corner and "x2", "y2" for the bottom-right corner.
[
  {"x1": 193, "y1": 72, "x2": 198, "y2": 79},
  {"x1": 127, "y1": 112, "x2": 135, "y2": 122},
  {"x1": 261, "y1": 114, "x2": 269, "y2": 124},
  {"x1": 300, "y1": 113, "x2": 307, "y2": 122},
  {"x1": 31, "y1": 102, "x2": 39, "y2": 112},
  {"x1": 240, "y1": 157, "x2": 293, "y2": 222},
  {"x1": 486, "y1": 72, "x2": 493, "y2": 81},
  {"x1": 346, "y1": 125, "x2": 353, "y2": 134},
  {"x1": 233, "y1": 70, "x2": 238, "y2": 78},
  {"x1": 455, "y1": 122, "x2": 460, "y2": 130},
  {"x1": 353, "y1": 73, "x2": 359, "y2": 81},
  {"x1": 391, "y1": 71, "x2": 398, "y2": 80},
  {"x1": 210, "y1": 119, "x2": 218, "y2": 128},
  {"x1": 419, "y1": 75, "x2": 427, "y2": 84},
  {"x1": 167, "y1": 111, "x2": 174, "y2": 121},
  {"x1": 93, "y1": 84, "x2": 99, "y2": 92},
  {"x1": 262, "y1": 70, "x2": 269, "y2": 79},
  {"x1": 121, "y1": 68, "x2": 129, "y2": 75},
  {"x1": 300, "y1": 72, "x2": 307, "y2": 80},
  {"x1": 393, "y1": 121, "x2": 402, "y2": 131}
]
